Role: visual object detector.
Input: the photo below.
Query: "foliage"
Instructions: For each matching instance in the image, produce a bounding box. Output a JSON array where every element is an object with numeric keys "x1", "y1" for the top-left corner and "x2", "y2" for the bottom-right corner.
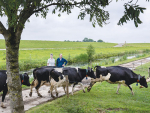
[
  {"x1": 119, "y1": 54, "x2": 127, "y2": 61},
  {"x1": 117, "y1": 1, "x2": 147, "y2": 27},
  {"x1": 0, "y1": 0, "x2": 110, "y2": 31},
  {"x1": 82, "y1": 37, "x2": 95, "y2": 42},
  {"x1": 86, "y1": 44, "x2": 95, "y2": 63},
  {"x1": 97, "y1": 39, "x2": 104, "y2": 42}
]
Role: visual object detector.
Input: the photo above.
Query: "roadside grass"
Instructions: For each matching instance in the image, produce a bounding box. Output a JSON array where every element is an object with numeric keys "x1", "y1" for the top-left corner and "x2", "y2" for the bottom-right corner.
[{"x1": 26, "y1": 62, "x2": 150, "y2": 113}]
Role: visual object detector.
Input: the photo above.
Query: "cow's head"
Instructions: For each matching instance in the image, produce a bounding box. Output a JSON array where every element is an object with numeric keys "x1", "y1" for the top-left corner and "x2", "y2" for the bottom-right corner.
[
  {"x1": 94, "y1": 66, "x2": 101, "y2": 70},
  {"x1": 140, "y1": 77, "x2": 150, "y2": 88},
  {"x1": 21, "y1": 73, "x2": 30, "y2": 86},
  {"x1": 139, "y1": 76, "x2": 148, "y2": 88},
  {"x1": 50, "y1": 70, "x2": 63, "y2": 82},
  {"x1": 87, "y1": 67, "x2": 96, "y2": 79}
]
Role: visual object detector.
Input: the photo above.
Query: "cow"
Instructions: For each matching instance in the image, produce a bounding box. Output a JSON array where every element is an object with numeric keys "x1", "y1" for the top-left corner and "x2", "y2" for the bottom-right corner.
[
  {"x1": 49, "y1": 67, "x2": 96, "y2": 97},
  {"x1": 29, "y1": 67, "x2": 63, "y2": 97},
  {"x1": 0, "y1": 70, "x2": 30, "y2": 108},
  {"x1": 49, "y1": 75, "x2": 66, "y2": 98},
  {"x1": 87, "y1": 66, "x2": 148, "y2": 95}
]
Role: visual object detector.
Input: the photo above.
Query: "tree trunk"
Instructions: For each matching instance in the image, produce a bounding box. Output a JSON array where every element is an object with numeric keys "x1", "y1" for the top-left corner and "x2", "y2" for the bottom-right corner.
[{"x1": 5, "y1": 31, "x2": 24, "y2": 113}]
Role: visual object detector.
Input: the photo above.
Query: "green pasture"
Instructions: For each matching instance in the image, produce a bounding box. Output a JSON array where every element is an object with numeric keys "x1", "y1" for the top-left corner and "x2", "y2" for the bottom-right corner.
[
  {"x1": 0, "y1": 39, "x2": 116, "y2": 49},
  {"x1": 0, "y1": 46, "x2": 150, "y2": 71},
  {"x1": 26, "y1": 62, "x2": 150, "y2": 113},
  {"x1": 127, "y1": 43, "x2": 150, "y2": 48},
  {"x1": 0, "y1": 40, "x2": 150, "y2": 71}
]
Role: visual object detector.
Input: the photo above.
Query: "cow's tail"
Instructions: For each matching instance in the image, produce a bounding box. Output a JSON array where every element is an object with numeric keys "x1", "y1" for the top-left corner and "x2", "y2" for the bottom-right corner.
[
  {"x1": 30, "y1": 68, "x2": 37, "y2": 86},
  {"x1": 33, "y1": 69, "x2": 37, "y2": 79}
]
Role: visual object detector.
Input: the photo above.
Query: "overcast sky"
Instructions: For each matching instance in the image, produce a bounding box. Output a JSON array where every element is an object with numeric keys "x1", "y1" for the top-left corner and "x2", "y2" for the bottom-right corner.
[{"x1": 0, "y1": 1, "x2": 150, "y2": 43}]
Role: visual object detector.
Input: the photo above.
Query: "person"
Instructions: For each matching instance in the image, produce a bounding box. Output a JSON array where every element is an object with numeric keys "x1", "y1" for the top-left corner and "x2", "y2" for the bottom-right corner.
[
  {"x1": 56, "y1": 54, "x2": 67, "y2": 67},
  {"x1": 47, "y1": 53, "x2": 55, "y2": 66}
]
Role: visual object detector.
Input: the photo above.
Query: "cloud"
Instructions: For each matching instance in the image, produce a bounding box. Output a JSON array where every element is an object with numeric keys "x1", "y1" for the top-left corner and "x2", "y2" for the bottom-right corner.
[{"x1": 0, "y1": 1, "x2": 150, "y2": 43}]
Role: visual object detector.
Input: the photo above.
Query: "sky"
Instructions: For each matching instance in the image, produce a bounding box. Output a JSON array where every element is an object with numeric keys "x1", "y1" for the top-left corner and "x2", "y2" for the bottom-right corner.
[{"x1": 0, "y1": 1, "x2": 150, "y2": 43}]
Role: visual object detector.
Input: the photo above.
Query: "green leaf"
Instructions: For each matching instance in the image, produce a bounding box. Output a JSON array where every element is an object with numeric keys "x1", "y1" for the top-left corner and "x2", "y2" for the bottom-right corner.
[{"x1": 58, "y1": 13, "x2": 61, "y2": 17}]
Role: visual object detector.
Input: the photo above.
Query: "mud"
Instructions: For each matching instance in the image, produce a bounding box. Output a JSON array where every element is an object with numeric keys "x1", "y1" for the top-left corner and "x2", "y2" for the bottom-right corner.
[{"x1": 0, "y1": 78, "x2": 91, "y2": 113}]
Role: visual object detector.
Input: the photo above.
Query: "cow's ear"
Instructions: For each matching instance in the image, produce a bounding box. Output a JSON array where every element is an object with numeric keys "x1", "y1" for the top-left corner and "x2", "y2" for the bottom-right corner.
[{"x1": 142, "y1": 76, "x2": 145, "y2": 79}]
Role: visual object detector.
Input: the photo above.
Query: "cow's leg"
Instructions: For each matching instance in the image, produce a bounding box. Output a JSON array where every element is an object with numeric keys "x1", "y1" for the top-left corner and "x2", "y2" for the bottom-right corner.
[
  {"x1": 50, "y1": 85, "x2": 55, "y2": 98},
  {"x1": 116, "y1": 84, "x2": 121, "y2": 94},
  {"x1": 78, "y1": 82, "x2": 85, "y2": 93},
  {"x1": 35, "y1": 80, "x2": 42, "y2": 97},
  {"x1": 71, "y1": 84, "x2": 75, "y2": 95},
  {"x1": 29, "y1": 80, "x2": 35, "y2": 97},
  {"x1": 128, "y1": 85, "x2": 134, "y2": 95},
  {"x1": 63, "y1": 86, "x2": 66, "y2": 94},
  {"x1": 71, "y1": 83, "x2": 77, "y2": 95},
  {"x1": 1, "y1": 85, "x2": 8, "y2": 108},
  {"x1": 54, "y1": 86, "x2": 58, "y2": 97}
]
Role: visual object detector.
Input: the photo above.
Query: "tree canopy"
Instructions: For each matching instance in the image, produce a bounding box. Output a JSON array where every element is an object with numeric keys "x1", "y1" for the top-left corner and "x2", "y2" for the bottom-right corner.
[
  {"x1": 97, "y1": 39, "x2": 103, "y2": 42},
  {"x1": 83, "y1": 37, "x2": 95, "y2": 42},
  {"x1": 0, "y1": 0, "x2": 148, "y2": 33}
]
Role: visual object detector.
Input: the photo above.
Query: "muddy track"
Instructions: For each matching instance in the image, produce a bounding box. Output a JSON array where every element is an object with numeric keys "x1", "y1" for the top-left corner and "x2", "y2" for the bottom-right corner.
[
  {"x1": 0, "y1": 78, "x2": 91, "y2": 113},
  {"x1": 0, "y1": 57, "x2": 150, "y2": 113}
]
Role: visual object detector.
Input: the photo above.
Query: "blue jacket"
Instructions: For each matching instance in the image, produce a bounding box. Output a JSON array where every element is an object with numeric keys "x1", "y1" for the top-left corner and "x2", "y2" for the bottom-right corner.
[{"x1": 56, "y1": 58, "x2": 68, "y2": 67}]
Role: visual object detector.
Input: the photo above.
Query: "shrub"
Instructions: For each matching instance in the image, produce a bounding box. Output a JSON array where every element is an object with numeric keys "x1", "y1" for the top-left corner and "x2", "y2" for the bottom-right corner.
[{"x1": 86, "y1": 45, "x2": 95, "y2": 64}]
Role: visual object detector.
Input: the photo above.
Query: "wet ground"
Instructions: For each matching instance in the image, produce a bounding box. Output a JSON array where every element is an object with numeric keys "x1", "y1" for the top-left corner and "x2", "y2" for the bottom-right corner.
[{"x1": 0, "y1": 78, "x2": 91, "y2": 113}]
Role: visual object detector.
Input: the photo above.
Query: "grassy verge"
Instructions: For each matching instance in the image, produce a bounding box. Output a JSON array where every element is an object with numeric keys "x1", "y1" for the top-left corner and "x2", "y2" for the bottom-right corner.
[{"x1": 26, "y1": 62, "x2": 150, "y2": 113}]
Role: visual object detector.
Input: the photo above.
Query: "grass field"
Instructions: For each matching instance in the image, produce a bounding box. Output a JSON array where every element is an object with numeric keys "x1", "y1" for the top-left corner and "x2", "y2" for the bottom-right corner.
[
  {"x1": 1, "y1": 39, "x2": 150, "y2": 71},
  {"x1": 0, "y1": 39, "x2": 116, "y2": 49},
  {"x1": 26, "y1": 62, "x2": 150, "y2": 113}
]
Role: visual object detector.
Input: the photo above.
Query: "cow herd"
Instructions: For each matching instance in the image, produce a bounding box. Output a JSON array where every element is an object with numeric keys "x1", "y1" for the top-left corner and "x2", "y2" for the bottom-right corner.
[{"x1": 0, "y1": 65, "x2": 149, "y2": 108}]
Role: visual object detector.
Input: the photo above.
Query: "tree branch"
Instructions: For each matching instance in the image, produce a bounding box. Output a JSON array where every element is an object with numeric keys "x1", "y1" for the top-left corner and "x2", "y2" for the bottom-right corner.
[
  {"x1": 33, "y1": 2, "x2": 90, "y2": 13},
  {"x1": 0, "y1": 21, "x2": 7, "y2": 35}
]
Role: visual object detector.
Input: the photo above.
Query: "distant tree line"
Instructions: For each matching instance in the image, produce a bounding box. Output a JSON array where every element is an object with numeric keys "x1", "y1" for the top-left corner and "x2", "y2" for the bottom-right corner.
[{"x1": 64, "y1": 37, "x2": 104, "y2": 42}]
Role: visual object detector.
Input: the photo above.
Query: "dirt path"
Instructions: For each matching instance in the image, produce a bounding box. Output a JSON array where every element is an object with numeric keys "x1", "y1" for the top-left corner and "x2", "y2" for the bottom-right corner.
[
  {"x1": 114, "y1": 43, "x2": 125, "y2": 47},
  {"x1": 0, "y1": 78, "x2": 91, "y2": 113},
  {"x1": 1, "y1": 57, "x2": 150, "y2": 113},
  {"x1": 119, "y1": 57, "x2": 150, "y2": 70}
]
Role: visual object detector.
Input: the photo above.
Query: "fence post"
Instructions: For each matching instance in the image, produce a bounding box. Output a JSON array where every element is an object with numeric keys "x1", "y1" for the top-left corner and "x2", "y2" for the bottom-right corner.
[{"x1": 66, "y1": 75, "x2": 69, "y2": 98}]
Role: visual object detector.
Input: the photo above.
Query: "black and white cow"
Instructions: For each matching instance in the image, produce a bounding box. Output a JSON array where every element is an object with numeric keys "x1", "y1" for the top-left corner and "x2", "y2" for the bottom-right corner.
[
  {"x1": 59, "y1": 67, "x2": 96, "y2": 95},
  {"x1": 0, "y1": 70, "x2": 30, "y2": 108},
  {"x1": 29, "y1": 67, "x2": 63, "y2": 97},
  {"x1": 87, "y1": 66, "x2": 148, "y2": 95}
]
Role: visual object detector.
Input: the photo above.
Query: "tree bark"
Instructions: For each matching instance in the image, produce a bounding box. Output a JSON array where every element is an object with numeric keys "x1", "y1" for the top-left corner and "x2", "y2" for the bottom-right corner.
[{"x1": 5, "y1": 30, "x2": 24, "y2": 113}]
